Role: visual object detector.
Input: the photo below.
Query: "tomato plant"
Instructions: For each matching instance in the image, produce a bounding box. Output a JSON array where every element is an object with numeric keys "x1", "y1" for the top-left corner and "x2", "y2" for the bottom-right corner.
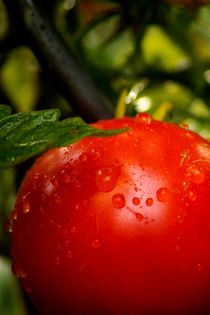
[{"x1": 9, "y1": 114, "x2": 210, "y2": 314}]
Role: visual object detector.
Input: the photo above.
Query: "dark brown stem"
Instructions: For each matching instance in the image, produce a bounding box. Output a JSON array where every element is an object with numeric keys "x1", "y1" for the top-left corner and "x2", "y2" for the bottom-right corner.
[{"x1": 4, "y1": 0, "x2": 114, "y2": 122}]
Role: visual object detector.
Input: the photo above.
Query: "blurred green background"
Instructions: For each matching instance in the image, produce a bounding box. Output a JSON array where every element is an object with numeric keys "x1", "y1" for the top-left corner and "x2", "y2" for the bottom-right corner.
[{"x1": 1, "y1": 0, "x2": 210, "y2": 314}]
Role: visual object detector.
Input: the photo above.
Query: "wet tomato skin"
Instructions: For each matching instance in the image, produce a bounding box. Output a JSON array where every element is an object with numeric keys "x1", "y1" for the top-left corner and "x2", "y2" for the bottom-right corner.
[{"x1": 10, "y1": 115, "x2": 210, "y2": 314}]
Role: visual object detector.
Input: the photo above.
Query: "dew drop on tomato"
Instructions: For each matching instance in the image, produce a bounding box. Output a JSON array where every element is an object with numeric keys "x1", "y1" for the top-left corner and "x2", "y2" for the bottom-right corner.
[
  {"x1": 91, "y1": 239, "x2": 101, "y2": 249},
  {"x1": 70, "y1": 226, "x2": 76, "y2": 234},
  {"x1": 11, "y1": 209, "x2": 18, "y2": 220},
  {"x1": 182, "y1": 180, "x2": 188, "y2": 190},
  {"x1": 79, "y1": 152, "x2": 88, "y2": 163},
  {"x1": 64, "y1": 162, "x2": 71, "y2": 170},
  {"x1": 132, "y1": 197, "x2": 140, "y2": 206},
  {"x1": 67, "y1": 250, "x2": 73, "y2": 259},
  {"x1": 22, "y1": 200, "x2": 31, "y2": 214},
  {"x1": 112, "y1": 193, "x2": 126, "y2": 209},
  {"x1": 156, "y1": 187, "x2": 169, "y2": 202},
  {"x1": 127, "y1": 129, "x2": 134, "y2": 137},
  {"x1": 12, "y1": 262, "x2": 27, "y2": 279},
  {"x1": 22, "y1": 281, "x2": 32, "y2": 293},
  {"x1": 53, "y1": 193, "x2": 62, "y2": 204},
  {"x1": 146, "y1": 197, "x2": 153, "y2": 206},
  {"x1": 95, "y1": 166, "x2": 121, "y2": 192},
  {"x1": 51, "y1": 176, "x2": 59, "y2": 187},
  {"x1": 61, "y1": 170, "x2": 71, "y2": 183},
  {"x1": 186, "y1": 164, "x2": 205, "y2": 184},
  {"x1": 188, "y1": 190, "x2": 197, "y2": 202},
  {"x1": 135, "y1": 212, "x2": 144, "y2": 221},
  {"x1": 55, "y1": 257, "x2": 61, "y2": 266},
  {"x1": 135, "y1": 112, "x2": 152, "y2": 125},
  {"x1": 180, "y1": 123, "x2": 189, "y2": 130},
  {"x1": 197, "y1": 263, "x2": 203, "y2": 272},
  {"x1": 4, "y1": 209, "x2": 18, "y2": 233},
  {"x1": 4, "y1": 216, "x2": 13, "y2": 233}
]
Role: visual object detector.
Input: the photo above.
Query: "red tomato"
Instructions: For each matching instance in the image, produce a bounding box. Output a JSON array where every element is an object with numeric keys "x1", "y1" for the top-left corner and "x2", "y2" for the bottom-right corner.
[{"x1": 9, "y1": 114, "x2": 210, "y2": 314}]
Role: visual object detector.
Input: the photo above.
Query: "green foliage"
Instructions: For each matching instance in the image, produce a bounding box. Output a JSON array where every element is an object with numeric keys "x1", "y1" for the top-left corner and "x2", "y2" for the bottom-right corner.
[
  {"x1": 1, "y1": 0, "x2": 210, "y2": 314},
  {"x1": 0, "y1": 257, "x2": 26, "y2": 315},
  {"x1": 0, "y1": 48, "x2": 40, "y2": 112},
  {"x1": 0, "y1": 105, "x2": 126, "y2": 168}
]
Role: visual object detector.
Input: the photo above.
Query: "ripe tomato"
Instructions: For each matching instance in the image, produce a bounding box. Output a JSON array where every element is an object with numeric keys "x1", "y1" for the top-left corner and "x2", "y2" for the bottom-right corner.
[{"x1": 9, "y1": 114, "x2": 210, "y2": 314}]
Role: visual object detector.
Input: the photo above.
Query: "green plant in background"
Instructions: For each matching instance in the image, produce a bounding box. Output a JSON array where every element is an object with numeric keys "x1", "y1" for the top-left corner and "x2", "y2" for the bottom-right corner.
[{"x1": 0, "y1": 0, "x2": 210, "y2": 314}]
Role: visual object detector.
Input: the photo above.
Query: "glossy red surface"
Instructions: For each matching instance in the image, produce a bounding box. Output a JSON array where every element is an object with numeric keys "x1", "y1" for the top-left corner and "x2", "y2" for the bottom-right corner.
[{"x1": 10, "y1": 115, "x2": 210, "y2": 314}]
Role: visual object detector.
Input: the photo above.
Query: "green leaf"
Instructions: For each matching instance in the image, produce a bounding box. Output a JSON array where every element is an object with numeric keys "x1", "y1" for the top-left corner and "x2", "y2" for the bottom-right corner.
[
  {"x1": 0, "y1": 105, "x2": 126, "y2": 168},
  {"x1": 0, "y1": 257, "x2": 27, "y2": 315},
  {"x1": 0, "y1": 105, "x2": 12, "y2": 120}
]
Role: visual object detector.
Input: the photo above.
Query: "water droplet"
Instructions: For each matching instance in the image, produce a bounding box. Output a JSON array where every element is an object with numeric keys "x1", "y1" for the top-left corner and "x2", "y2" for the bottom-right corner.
[
  {"x1": 132, "y1": 197, "x2": 140, "y2": 206},
  {"x1": 146, "y1": 198, "x2": 153, "y2": 207},
  {"x1": 75, "y1": 204, "x2": 80, "y2": 210},
  {"x1": 65, "y1": 240, "x2": 70, "y2": 246},
  {"x1": 112, "y1": 193, "x2": 126, "y2": 209},
  {"x1": 22, "y1": 200, "x2": 30, "y2": 214},
  {"x1": 4, "y1": 217, "x2": 13, "y2": 233},
  {"x1": 70, "y1": 226, "x2": 76, "y2": 234},
  {"x1": 53, "y1": 193, "x2": 62, "y2": 204},
  {"x1": 197, "y1": 263, "x2": 203, "y2": 272},
  {"x1": 67, "y1": 250, "x2": 73, "y2": 258},
  {"x1": 61, "y1": 169, "x2": 71, "y2": 183},
  {"x1": 51, "y1": 176, "x2": 59, "y2": 187},
  {"x1": 22, "y1": 281, "x2": 32, "y2": 293},
  {"x1": 181, "y1": 180, "x2": 188, "y2": 190},
  {"x1": 156, "y1": 187, "x2": 169, "y2": 202},
  {"x1": 95, "y1": 166, "x2": 121, "y2": 192},
  {"x1": 186, "y1": 164, "x2": 205, "y2": 184},
  {"x1": 64, "y1": 162, "x2": 71, "y2": 170},
  {"x1": 135, "y1": 113, "x2": 152, "y2": 125},
  {"x1": 12, "y1": 263, "x2": 27, "y2": 278},
  {"x1": 64, "y1": 174, "x2": 71, "y2": 183},
  {"x1": 187, "y1": 190, "x2": 197, "y2": 202},
  {"x1": 79, "y1": 152, "x2": 88, "y2": 163},
  {"x1": 79, "y1": 263, "x2": 86, "y2": 272},
  {"x1": 12, "y1": 209, "x2": 18, "y2": 220},
  {"x1": 34, "y1": 172, "x2": 40, "y2": 180},
  {"x1": 91, "y1": 239, "x2": 101, "y2": 249},
  {"x1": 180, "y1": 123, "x2": 189, "y2": 129},
  {"x1": 135, "y1": 212, "x2": 144, "y2": 221},
  {"x1": 55, "y1": 257, "x2": 61, "y2": 266},
  {"x1": 185, "y1": 131, "x2": 194, "y2": 139},
  {"x1": 127, "y1": 129, "x2": 134, "y2": 137}
]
